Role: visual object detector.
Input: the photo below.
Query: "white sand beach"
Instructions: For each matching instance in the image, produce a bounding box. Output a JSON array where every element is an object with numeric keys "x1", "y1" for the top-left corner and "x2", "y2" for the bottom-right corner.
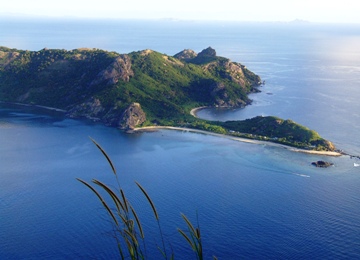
[
  {"x1": 190, "y1": 106, "x2": 208, "y2": 118},
  {"x1": 3, "y1": 100, "x2": 341, "y2": 156},
  {"x1": 133, "y1": 126, "x2": 342, "y2": 157}
]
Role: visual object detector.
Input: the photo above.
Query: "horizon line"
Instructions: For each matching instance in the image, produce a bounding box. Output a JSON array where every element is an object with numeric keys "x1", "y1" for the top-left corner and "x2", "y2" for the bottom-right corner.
[{"x1": 1, "y1": 12, "x2": 360, "y2": 25}]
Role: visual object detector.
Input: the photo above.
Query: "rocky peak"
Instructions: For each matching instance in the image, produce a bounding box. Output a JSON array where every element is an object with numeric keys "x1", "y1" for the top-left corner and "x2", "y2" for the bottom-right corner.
[
  {"x1": 173, "y1": 49, "x2": 197, "y2": 61},
  {"x1": 197, "y1": 47, "x2": 216, "y2": 57},
  {"x1": 173, "y1": 47, "x2": 216, "y2": 64},
  {"x1": 140, "y1": 49, "x2": 153, "y2": 56},
  {"x1": 67, "y1": 97, "x2": 104, "y2": 118},
  {"x1": 185, "y1": 47, "x2": 217, "y2": 65}
]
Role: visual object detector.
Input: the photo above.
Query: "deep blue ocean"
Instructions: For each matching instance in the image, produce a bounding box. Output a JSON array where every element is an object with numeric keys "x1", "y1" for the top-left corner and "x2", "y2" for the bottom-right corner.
[{"x1": 1, "y1": 19, "x2": 360, "y2": 259}]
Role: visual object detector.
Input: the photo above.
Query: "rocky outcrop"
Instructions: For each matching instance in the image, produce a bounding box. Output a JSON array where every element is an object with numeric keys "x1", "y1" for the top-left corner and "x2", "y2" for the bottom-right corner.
[
  {"x1": 225, "y1": 61, "x2": 246, "y2": 86},
  {"x1": 189, "y1": 47, "x2": 217, "y2": 64},
  {"x1": 67, "y1": 97, "x2": 105, "y2": 120},
  {"x1": 203, "y1": 59, "x2": 247, "y2": 86},
  {"x1": 67, "y1": 99, "x2": 146, "y2": 130},
  {"x1": 196, "y1": 81, "x2": 251, "y2": 107},
  {"x1": 174, "y1": 47, "x2": 216, "y2": 64},
  {"x1": 179, "y1": 47, "x2": 260, "y2": 92},
  {"x1": 173, "y1": 49, "x2": 197, "y2": 61},
  {"x1": 140, "y1": 49, "x2": 153, "y2": 56},
  {"x1": 118, "y1": 103, "x2": 146, "y2": 130},
  {"x1": 90, "y1": 54, "x2": 134, "y2": 86},
  {"x1": 322, "y1": 140, "x2": 336, "y2": 151},
  {"x1": 311, "y1": 139, "x2": 336, "y2": 151},
  {"x1": 311, "y1": 161, "x2": 334, "y2": 168},
  {"x1": 197, "y1": 47, "x2": 216, "y2": 57},
  {"x1": 0, "y1": 51, "x2": 20, "y2": 69},
  {"x1": 207, "y1": 81, "x2": 248, "y2": 107}
]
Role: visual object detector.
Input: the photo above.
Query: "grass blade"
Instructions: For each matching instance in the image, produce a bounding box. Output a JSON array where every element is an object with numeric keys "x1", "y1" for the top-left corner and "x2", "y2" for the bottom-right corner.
[
  {"x1": 181, "y1": 213, "x2": 198, "y2": 239},
  {"x1": 135, "y1": 181, "x2": 159, "y2": 220},
  {"x1": 120, "y1": 189, "x2": 129, "y2": 212},
  {"x1": 89, "y1": 137, "x2": 117, "y2": 175},
  {"x1": 77, "y1": 178, "x2": 118, "y2": 226},
  {"x1": 130, "y1": 204, "x2": 145, "y2": 239},
  {"x1": 119, "y1": 213, "x2": 129, "y2": 226},
  {"x1": 196, "y1": 228, "x2": 201, "y2": 240},
  {"x1": 92, "y1": 179, "x2": 125, "y2": 212},
  {"x1": 177, "y1": 228, "x2": 195, "y2": 251},
  {"x1": 124, "y1": 229, "x2": 139, "y2": 247}
]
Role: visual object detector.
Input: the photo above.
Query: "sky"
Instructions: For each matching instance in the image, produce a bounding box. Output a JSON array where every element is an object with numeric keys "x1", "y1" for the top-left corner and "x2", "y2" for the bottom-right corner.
[{"x1": 1, "y1": 0, "x2": 359, "y2": 23}]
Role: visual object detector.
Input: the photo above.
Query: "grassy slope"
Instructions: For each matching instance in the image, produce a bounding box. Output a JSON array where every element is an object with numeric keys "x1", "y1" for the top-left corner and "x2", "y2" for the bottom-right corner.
[
  {"x1": 0, "y1": 47, "x2": 119, "y2": 107},
  {"x1": 0, "y1": 47, "x2": 257, "y2": 117},
  {"x1": 220, "y1": 116, "x2": 334, "y2": 150}
]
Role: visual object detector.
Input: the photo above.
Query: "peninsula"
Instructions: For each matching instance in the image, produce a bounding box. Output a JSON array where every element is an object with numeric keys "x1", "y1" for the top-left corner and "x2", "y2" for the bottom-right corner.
[{"x1": 0, "y1": 46, "x2": 336, "y2": 152}]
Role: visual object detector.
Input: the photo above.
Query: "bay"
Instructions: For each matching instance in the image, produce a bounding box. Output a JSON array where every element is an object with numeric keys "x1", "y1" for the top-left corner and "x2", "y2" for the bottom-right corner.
[{"x1": 1, "y1": 19, "x2": 360, "y2": 259}]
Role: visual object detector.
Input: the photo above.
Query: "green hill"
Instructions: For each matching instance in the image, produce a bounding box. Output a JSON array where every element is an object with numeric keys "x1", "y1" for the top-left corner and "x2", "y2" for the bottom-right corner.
[
  {"x1": 0, "y1": 46, "x2": 335, "y2": 151},
  {"x1": 0, "y1": 46, "x2": 259, "y2": 124},
  {"x1": 220, "y1": 116, "x2": 335, "y2": 151}
]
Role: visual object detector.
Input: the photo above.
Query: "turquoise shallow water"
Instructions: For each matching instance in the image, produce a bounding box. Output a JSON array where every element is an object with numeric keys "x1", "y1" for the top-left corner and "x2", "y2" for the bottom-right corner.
[{"x1": 1, "y1": 19, "x2": 360, "y2": 259}]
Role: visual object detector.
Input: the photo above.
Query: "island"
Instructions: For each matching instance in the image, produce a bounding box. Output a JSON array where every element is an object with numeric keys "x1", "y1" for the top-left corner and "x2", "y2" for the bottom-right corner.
[
  {"x1": 311, "y1": 161, "x2": 334, "y2": 168},
  {"x1": 0, "y1": 46, "x2": 337, "y2": 153}
]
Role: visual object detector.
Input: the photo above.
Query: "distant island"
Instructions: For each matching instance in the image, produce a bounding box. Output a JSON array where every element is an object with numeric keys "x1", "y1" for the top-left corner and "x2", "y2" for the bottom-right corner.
[{"x1": 0, "y1": 46, "x2": 336, "y2": 152}]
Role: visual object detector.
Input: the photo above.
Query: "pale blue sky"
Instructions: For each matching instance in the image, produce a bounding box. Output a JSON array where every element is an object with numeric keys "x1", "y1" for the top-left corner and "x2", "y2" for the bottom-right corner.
[{"x1": 2, "y1": 0, "x2": 359, "y2": 23}]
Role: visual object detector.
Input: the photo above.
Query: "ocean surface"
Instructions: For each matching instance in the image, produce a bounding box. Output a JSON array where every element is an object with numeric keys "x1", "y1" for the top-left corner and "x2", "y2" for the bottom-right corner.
[{"x1": 1, "y1": 18, "x2": 360, "y2": 259}]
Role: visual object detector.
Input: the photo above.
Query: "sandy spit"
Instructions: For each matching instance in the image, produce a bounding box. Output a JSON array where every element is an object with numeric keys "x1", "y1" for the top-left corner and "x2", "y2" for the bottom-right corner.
[
  {"x1": 190, "y1": 106, "x2": 208, "y2": 118},
  {"x1": 133, "y1": 126, "x2": 342, "y2": 157}
]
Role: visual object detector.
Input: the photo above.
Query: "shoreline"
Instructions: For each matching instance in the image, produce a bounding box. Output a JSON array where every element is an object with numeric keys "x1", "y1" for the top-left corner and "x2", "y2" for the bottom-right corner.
[
  {"x1": 1, "y1": 101, "x2": 344, "y2": 157},
  {"x1": 133, "y1": 126, "x2": 342, "y2": 157},
  {"x1": 190, "y1": 106, "x2": 208, "y2": 118},
  {"x1": 0, "y1": 101, "x2": 67, "y2": 113}
]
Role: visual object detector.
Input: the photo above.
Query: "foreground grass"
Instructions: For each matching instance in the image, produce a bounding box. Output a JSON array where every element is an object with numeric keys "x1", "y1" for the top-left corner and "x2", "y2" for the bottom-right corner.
[{"x1": 77, "y1": 138, "x2": 213, "y2": 259}]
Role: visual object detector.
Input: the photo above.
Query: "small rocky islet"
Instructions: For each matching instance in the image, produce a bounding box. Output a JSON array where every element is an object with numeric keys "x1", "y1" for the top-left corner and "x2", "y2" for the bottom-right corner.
[{"x1": 311, "y1": 161, "x2": 334, "y2": 168}]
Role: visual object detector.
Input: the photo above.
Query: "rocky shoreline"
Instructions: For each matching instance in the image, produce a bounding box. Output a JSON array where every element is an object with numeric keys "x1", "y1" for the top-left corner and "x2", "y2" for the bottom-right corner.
[{"x1": 311, "y1": 161, "x2": 334, "y2": 168}]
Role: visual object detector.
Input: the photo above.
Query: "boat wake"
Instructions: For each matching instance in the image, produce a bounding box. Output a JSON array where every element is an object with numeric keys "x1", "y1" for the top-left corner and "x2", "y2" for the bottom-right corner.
[{"x1": 293, "y1": 173, "x2": 310, "y2": 178}]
